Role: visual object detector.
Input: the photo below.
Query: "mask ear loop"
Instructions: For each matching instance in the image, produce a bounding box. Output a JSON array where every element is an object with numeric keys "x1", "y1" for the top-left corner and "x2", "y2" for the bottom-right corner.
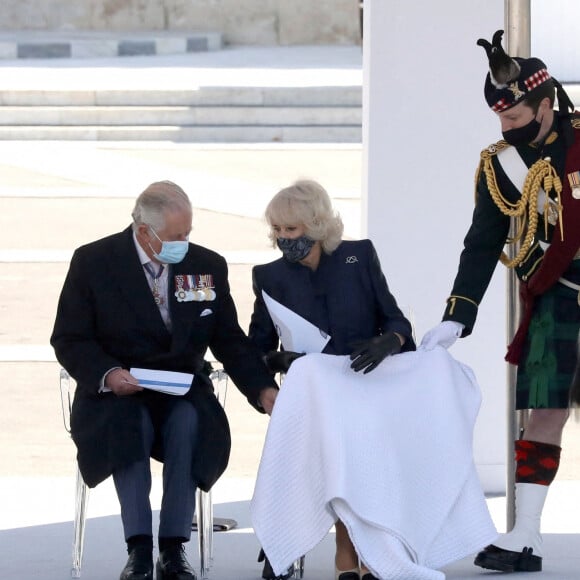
[{"x1": 147, "y1": 225, "x2": 162, "y2": 258}]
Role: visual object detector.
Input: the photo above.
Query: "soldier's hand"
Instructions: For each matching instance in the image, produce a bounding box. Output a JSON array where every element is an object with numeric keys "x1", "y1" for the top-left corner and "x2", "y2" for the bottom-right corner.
[{"x1": 420, "y1": 321, "x2": 464, "y2": 351}]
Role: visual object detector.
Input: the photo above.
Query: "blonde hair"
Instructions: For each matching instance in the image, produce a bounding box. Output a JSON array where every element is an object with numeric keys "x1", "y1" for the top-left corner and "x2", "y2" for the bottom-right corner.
[{"x1": 265, "y1": 180, "x2": 344, "y2": 253}]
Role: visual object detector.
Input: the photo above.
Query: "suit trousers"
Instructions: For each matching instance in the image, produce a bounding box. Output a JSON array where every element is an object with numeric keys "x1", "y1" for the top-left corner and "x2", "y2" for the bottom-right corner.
[{"x1": 113, "y1": 397, "x2": 199, "y2": 542}]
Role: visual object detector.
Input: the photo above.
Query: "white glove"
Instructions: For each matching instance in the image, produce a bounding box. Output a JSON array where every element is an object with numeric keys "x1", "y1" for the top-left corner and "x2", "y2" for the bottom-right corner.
[{"x1": 420, "y1": 321, "x2": 464, "y2": 350}]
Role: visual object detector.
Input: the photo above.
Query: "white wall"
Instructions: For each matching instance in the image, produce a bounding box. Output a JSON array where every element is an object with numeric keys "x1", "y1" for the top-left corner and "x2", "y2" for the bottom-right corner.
[
  {"x1": 363, "y1": 0, "x2": 506, "y2": 493},
  {"x1": 532, "y1": 0, "x2": 580, "y2": 82}
]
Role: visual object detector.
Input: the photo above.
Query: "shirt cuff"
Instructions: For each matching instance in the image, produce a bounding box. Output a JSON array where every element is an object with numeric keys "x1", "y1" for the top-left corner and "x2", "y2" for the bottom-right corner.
[{"x1": 99, "y1": 366, "x2": 121, "y2": 393}]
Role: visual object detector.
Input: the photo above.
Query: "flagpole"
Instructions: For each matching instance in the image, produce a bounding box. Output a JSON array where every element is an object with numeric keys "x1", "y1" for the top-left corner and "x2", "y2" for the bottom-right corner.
[{"x1": 504, "y1": 0, "x2": 531, "y2": 532}]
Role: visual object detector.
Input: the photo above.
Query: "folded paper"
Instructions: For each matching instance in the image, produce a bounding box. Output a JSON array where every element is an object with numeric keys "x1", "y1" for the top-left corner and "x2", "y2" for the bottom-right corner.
[
  {"x1": 262, "y1": 290, "x2": 331, "y2": 353},
  {"x1": 130, "y1": 367, "x2": 193, "y2": 396}
]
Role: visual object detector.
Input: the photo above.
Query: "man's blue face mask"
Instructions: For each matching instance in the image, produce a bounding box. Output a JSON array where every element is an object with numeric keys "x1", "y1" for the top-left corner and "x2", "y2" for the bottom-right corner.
[{"x1": 149, "y1": 226, "x2": 189, "y2": 264}]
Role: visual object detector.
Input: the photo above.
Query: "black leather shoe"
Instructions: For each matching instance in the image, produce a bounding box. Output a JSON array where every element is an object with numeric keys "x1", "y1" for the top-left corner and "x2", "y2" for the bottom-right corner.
[
  {"x1": 474, "y1": 544, "x2": 542, "y2": 572},
  {"x1": 337, "y1": 572, "x2": 360, "y2": 580},
  {"x1": 156, "y1": 545, "x2": 196, "y2": 580},
  {"x1": 258, "y1": 548, "x2": 294, "y2": 580},
  {"x1": 361, "y1": 574, "x2": 378, "y2": 580},
  {"x1": 120, "y1": 546, "x2": 153, "y2": 580}
]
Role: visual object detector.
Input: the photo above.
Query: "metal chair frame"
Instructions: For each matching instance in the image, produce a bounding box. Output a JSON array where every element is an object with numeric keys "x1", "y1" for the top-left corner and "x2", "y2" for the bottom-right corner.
[{"x1": 59, "y1": 367, "x2": 230, "y2": 579}]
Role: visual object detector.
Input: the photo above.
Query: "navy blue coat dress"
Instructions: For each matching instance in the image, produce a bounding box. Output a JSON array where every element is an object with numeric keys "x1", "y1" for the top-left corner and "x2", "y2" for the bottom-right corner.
[{"x1": 249, "y1": 239, "x2": 415, "y2": 356}]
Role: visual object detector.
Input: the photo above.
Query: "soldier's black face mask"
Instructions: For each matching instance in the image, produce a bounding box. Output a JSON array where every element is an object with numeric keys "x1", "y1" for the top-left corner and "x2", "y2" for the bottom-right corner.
[{"x1": 502, "y1": 115, "x2": 542, "y2": 146}]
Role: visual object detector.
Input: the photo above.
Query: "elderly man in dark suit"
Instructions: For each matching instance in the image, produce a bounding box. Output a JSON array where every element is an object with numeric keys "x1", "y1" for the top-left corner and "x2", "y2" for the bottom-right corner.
[{"x1": 51, "y1": 180, "x2": 278, "y2": 580}]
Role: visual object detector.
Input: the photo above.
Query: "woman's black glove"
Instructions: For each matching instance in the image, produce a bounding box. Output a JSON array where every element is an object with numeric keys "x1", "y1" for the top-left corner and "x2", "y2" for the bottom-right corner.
[
  {"x1": 263, "y1": 350, "x2": 305, "y2": 374},
  {"x1": 349, "y1": 332, "x2": 403, "y2": 374}
]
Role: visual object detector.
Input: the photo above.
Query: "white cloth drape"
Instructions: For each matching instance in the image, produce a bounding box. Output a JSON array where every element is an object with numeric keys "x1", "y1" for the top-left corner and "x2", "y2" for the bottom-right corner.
[{"x1": 251, "y1": 347, "x2": 497, "y2": 580}]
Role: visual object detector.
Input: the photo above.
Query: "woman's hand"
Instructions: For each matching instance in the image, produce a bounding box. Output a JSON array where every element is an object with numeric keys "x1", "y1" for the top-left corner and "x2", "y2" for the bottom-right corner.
[{"x1": 349, "y1": 332, "x2": 403, "y2": 374}]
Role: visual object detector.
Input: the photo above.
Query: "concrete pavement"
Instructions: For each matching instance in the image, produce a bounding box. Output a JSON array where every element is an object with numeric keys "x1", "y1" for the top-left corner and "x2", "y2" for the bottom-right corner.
[{"x1": 0, "y1": 44, "x2": 579, "y2": 579}]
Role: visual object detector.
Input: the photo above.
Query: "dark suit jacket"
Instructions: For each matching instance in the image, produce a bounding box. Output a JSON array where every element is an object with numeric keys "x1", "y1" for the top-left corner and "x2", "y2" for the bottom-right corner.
[
  {"x1": 249, "y1": 239, "x2": 415, "y2": 355},
  {"x1": 51, "y1": 226, "x2": 276, "y2": 490}
]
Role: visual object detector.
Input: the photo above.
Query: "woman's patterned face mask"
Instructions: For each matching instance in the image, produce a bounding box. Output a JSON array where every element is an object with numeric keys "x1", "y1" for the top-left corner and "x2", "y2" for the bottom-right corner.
[{"x1": 276, "y1": 235, "x2": 315, "y2": 262}]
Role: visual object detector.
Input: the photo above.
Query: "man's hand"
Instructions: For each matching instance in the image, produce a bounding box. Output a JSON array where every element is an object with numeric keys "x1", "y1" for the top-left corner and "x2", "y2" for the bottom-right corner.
[
  {"x1": 105, "y1": 368, "x2": 143, "y2": 396},
  {"x1": 420, "y1": 321, "x2": 464, "y2": 351},
  {"x1": 263, "y1": 351, "x2": 305, "y2": 374},
  {"x1": 349, "y1": 332, "x2": 403, "y2": 374},
  {"x1": 258, "y1": 387, "x2": 278, "y2": 415}
]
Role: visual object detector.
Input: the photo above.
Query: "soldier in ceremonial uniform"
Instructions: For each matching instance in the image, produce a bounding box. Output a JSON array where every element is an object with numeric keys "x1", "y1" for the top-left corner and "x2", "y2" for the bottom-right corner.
[{"x1": 421, "y1": 31, "x2": 580, "y2": 573}]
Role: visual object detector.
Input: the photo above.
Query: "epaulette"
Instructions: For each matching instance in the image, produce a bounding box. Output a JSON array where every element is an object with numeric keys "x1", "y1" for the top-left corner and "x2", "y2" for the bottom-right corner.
[
  {"x1": 480, "y1": 139, "x2": 511, "y2": 160},
  {"x1": 474, "y1": 140, "x2": 511, "y2": 200}
]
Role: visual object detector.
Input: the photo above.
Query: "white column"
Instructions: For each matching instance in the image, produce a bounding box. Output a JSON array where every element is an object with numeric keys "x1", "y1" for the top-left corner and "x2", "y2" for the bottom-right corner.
[{"x1": 363, "y1": 0, "x2": 505, "y2": 492}]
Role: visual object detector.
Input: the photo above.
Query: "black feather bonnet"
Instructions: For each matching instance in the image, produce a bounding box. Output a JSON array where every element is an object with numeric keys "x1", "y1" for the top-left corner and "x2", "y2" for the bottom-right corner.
[{"x1": 477, "y1": 30, "x2": 563, "y2": 113}]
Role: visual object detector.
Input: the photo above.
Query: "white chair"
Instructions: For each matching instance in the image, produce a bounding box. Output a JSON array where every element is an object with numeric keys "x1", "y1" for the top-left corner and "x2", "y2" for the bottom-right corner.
[{"x1": 59, "y1": 366, "x2": 231, "y2": 579}]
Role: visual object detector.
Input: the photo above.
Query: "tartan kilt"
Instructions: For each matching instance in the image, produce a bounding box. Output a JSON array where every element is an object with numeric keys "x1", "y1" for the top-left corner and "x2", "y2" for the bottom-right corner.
[{"x1": 516, "y1": 265, "x2": 580, "y2": 409}]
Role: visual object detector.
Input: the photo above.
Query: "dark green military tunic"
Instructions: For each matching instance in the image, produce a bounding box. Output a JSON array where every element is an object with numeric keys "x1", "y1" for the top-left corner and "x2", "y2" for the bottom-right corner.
[{"x1": 443, "y1": 114, "x2": 580, "y2": 409}]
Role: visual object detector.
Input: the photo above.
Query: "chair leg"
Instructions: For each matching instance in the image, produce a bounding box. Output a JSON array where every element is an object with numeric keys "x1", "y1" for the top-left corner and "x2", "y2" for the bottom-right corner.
[
  {"x1": 292, "y1": 555, "x2": 305, "y2": 579},
  {"x1": 196, "y1": 489, "x2": 213, "y2": 579},
  {"x1": 206, "y1": 488, "x2": 214, "y2": 562},
  {"x1": 72, "y1": 466, "x2": 89, "y2": 578}
]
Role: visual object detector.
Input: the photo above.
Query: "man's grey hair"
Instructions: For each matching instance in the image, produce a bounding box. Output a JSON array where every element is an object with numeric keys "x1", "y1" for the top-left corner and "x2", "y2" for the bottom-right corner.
[{"x1": 131, "y1": 180, "x2": 192, "y2": 232}]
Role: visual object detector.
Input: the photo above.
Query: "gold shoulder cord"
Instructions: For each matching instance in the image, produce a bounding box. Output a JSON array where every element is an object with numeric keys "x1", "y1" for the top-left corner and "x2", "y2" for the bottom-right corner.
[{"x1": 477, "y1": 140, "x2": 563, "y2": 269}]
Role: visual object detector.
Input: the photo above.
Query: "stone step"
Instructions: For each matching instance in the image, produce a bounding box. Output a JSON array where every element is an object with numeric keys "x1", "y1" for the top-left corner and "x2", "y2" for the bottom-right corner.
[
  {"x1": 0, "y1": 84, "x2": 362, "y2": 142},
  {"x1": 0, "y1": 125, "x2": 361, "y2": 142},
  {"x1": 0, "y1": 31, "x2": 222, "y2": 60},
  {"x1": 0, "y1": 86, "x2": 362, "y2": 107},
  {"x1": 0, "y1": 105, "x2": 361, "y2": 126}
]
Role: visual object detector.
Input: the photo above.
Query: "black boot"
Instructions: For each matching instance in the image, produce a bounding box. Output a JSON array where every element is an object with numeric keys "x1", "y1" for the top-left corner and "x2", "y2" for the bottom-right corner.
[{"x1": 474, "y1": 545, "x2": 542, "y2": 572}]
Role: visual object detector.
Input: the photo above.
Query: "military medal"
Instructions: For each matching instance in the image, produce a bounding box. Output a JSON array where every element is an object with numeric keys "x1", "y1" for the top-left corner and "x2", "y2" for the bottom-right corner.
[
  {"x1": 174, "y1": 274, "x2": 216, "y2": 302},
  {"x1": 174, "y1": 275, "x2": 187, "y2": 302},
  {"x1": 175, "y1": 274, "x2": 197, "y2": 303},
  {"x1": 144, "y1": 262, "x2": 164, "y2": 305},
  {"x1": 568, "y1": 171, "x2": 580, "y2": 199},
  {"x1": 197, "y1": 274, "x2": 216, "y2": 301}
]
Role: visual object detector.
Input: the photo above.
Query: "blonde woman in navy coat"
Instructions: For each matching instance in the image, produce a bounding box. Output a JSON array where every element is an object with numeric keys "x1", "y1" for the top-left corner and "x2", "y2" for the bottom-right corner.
[{"x1": 249, "y1": 180, "x2": 415, "y2": 580}]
